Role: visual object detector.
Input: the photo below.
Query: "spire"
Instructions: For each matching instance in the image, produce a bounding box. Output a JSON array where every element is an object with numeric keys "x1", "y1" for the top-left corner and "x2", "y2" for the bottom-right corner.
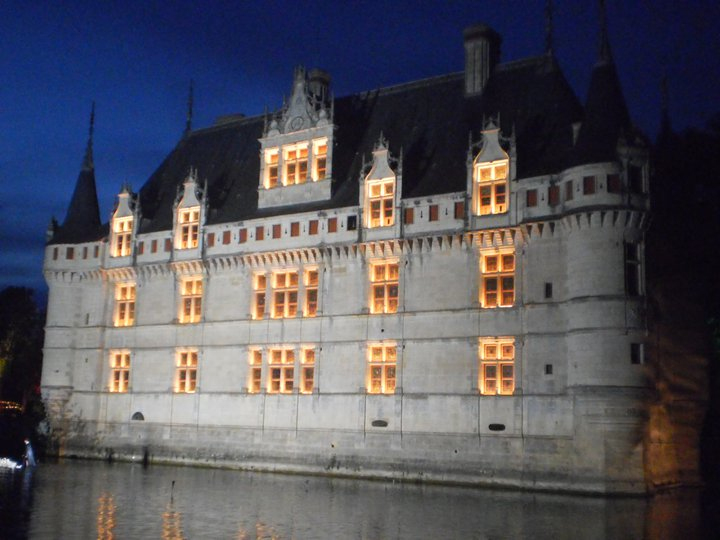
[
  {"x1": 545, "y1": 0, "x2": 554, "y2": 56},
  {"x1": 83, "y1": 101, "x2": 95, "y2": 170},
  {"x1": 571, "y1": 2, "x2": 631, "y2": 165},
  {"x1": 184, "y1": 79, "x2": 194, "y2": 137},
  {"x1": 53, "y1": 103, "x2": 102, "y2": 243},
  {"x1": 598, "y1": 0, "x2": 612, "y2": 64}
]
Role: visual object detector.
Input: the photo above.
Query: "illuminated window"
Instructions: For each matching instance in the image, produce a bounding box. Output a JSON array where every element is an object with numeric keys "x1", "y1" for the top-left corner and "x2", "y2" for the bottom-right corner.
[
  {"x1": 114, "y1": 283, "x2": 135, "y2": 327},
  {"x1": 480, "y1": 250, "x2": 515, "y2": 308},
  {"x1": 265, "y1": 150, "x2": 279, "y2": 188},
  {"x1": 479, "y1": 338, "x2": 515, "y2": 395},
  {"x1": 273, "y1": 271, "x2": 298, "y2": 318},
  {"x1": 474, "y1": 160, "x2": 508, "y2": 215},
  {"x1": 313, "y1": 139, "x2": 328, "y2": 181},
  {"x1": 268, "y1": 348, "x2": 294, "y2": 393},
  {"x1": 178, "y1": 207, "x2": 200, "y2": 249},
  {"x1": 301, "y1": 348, "x2": 315, "y2": 394},
  {"x1": 175, "y1": 350, "x2": 197, "y2": 393},
  {"x1": 370, "y1": 260, "x2": 399, "y2": 314},
  {"x1": 625, "y1": 242, "x2": 641, "y2": 296},
  {"x1": 367, "y1": 343, "x2": 396, "y2": 394},
  {"x1": 248, "y1": 349, "x2": 262, "y2": 393},
  {"x1": 111, "y1": 217, "x2": 133, "y2": 257},
  {"x1": 284, "y1": 144, "x2": 308, "y2": 185},
  {"x1": 109, "y1": 350, "x2": 130, "y2": 393},
  {"x1": 304, "y1": 269, "x2": 319, "y2": 317},
  {"x1": 179, "y1": 277, "x2": 202, "y2": 324},
  {"x1": 253, "y1": 274, "x2": 266, "y2": 319},
  {"x1": 367, "y1": 178, "x2": 395, "y2": 227}
]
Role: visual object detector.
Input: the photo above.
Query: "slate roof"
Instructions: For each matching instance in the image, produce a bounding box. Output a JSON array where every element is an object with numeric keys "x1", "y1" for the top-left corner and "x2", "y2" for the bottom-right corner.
[
  {"x1": 136, "y1": 54, "x2": 583, "y2": 234},
  {"x1": 52, "y1": 51, "x2": 601, "y2": 242},
  {"x1": 52, "y1": 140, "x2": 102, "y2": 244}
]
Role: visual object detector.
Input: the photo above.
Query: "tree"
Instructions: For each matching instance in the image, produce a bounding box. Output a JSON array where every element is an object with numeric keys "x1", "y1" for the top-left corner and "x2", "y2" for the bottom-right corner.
[{"x1": 0, "y1": 287, "x2": 44, "y2": 406}]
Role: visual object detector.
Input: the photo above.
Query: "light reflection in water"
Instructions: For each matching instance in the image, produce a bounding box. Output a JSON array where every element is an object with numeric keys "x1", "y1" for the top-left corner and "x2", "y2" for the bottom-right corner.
[
  {"x1": 0, "y1": 460, "x2": 714, "y2": 539},
  {"x1": 96, "y1": 492, "x2": 116, "y2": 539},
  {"x1": 162, "y1": 502, "x2": 184, "y2": 540}
]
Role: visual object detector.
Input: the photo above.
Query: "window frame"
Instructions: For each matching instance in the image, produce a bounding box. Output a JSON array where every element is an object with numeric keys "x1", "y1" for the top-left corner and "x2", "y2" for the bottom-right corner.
[
  {"x1": 300, "y1": 347, "x2": 315, "y2": 394},
  {"x1": 177, "y1": 207, "x2": 200, "y2": 249},
  {"x1": 370, "y1": 260, "x2": 399, "y2": 314},
  {"x1": 283, "y1": 143, "x2": 309, "y2": 186},
  {"x1": 479, "y1": 338, "x2": 515, "y2": 396},
  {"x1": 109, "y1": 350, "x2": 130, "y2": 393},
  {"x1": 248, "y1": 349, "x2": 263, "y2": 393},
  {"x1": 474, "y1": 159, "x2": 509, "y2": 216},
  {"x1": 304, "y1": 268, "x2": 319, "y2": 317},
  {"x1": 367, "y1": 343, "x2": 397, "y2": 394},
  {"x1": 480, "y1": 249, "x2": 515, "y2": 308},
  {"x1": 179, "y1": 276, "x2": 203, "y2": 324},
  {"x1": 267, "y1": 348, "x2": 295, "y2": 394},
  {"x1": 253, "y1": 273, "x2": 267, "y2": 320},
  {"x1": 175, "y1": 350, "x2": 198, "y2": 393},
  {"x1": 366, "y1": 177, "x2": 395, "y2": 228},
  {"x1": 114, "y1": 282, "x2": 136, "y2": 327},
  {"x1": 272, "y1": 270, "x2": 299, "y2": 318},
  {"x1": 111, "y1": 216, "x2": 133, "y2": 257}
]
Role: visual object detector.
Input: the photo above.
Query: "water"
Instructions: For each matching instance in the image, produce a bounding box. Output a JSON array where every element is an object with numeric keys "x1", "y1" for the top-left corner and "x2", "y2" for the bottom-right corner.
[{"x1": 0, "y1": 460, "x2": 715, "y2": 539}]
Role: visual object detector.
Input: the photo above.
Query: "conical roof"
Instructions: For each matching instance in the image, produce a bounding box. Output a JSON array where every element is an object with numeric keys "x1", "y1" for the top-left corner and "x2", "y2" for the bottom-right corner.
[
  {"x1": 51, "y1": 106, "x2": 102, "y2": 244},
  {"x1": 571, "y1": 5, "x2": 632, "y2": 165}
]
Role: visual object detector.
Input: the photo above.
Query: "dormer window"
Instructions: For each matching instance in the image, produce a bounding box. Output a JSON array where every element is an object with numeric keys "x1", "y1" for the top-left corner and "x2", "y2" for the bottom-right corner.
[
  {"x1": 111, "y1": 217, "x2": 133, "y2": 257},
  {"x1": 362, "y1": 135, "x2": 400, "y2": 231},
  {"x1": 257, "y1": 67, "x2": 334, "y2": 209},
  {"x1": 284, "y1": 144, "x2": 309, "y2": 185},
  {"x1": 109, "y1": 185, "x2": 136, "y2": 258},
  {"x1": 313, "y1": 139, "x2": 327, "y2": 180},
  {"x1": 367, "y1": 178, "x2": 395, "y2": 227},
  {"x1": 475, "y1": 160, "x2": 508, "y2": 215},
  {"x1": 470, "y1": 121, "x2": 513, "y2": 216},
  {"x1": 174, "y1": 169, "x2": 204, "y2": 250},
  {"x1": 178, "y1": 207, "x2": 199, "y2": 249},
  {"x1": 265, "y1": 150, "x2": 279, "y2": 188}
]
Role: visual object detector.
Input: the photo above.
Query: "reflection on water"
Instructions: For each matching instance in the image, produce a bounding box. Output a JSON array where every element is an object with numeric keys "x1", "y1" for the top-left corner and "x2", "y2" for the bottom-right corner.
[{"x1": 0, "y1": 460, "x2": 715, "y2": 539}]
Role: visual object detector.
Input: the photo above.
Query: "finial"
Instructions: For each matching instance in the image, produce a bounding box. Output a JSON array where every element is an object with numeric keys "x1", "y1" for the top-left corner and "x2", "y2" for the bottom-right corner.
[
  {"x1": 185, "y1": 79, "x2": 194, "y2": 137},
  {"x1": 83, "y1": 101, "x2": 95, "y2": 170},
  {"x1": 598, "y1": 0, "x2": 611, "y2": 63},
  {"x1": 545, "y1": 0, "x2": 554, "y2": 56}
]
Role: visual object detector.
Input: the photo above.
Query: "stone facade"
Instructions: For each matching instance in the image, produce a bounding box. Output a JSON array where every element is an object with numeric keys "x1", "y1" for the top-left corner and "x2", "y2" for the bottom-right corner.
[{"x1": 41, "y1": 22, "x2": 664, "y2": 493}]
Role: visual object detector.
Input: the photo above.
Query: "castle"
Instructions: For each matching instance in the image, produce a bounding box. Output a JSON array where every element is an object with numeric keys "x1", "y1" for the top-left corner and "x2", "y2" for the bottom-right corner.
[{"x1": 41, "y1": 18, "x2": 660, "y2": 493}]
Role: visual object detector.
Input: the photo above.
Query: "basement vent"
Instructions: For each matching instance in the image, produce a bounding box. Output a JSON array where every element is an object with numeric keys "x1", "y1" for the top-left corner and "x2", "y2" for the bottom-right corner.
[
  {"x1": 131, "y1": 412, "x2": 145, "y2": 421},
  {"x1": 488, "y1": 423, "x2": 505, "y2": 432},
  {"x1": 371, "y1": 420, "x2": 388, "y2": 427}
]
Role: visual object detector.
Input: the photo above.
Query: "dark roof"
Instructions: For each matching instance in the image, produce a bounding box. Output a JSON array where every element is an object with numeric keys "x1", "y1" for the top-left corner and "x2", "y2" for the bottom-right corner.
[
  {"x1": 136, "y1": 54, "x2": 583, "y2": 234},
  {"x1": 571, "y1": 55, "x2": 631, "y2": 166},
  {"x1": 51, "y1": 141, "x2": 102, "y2": 244}
]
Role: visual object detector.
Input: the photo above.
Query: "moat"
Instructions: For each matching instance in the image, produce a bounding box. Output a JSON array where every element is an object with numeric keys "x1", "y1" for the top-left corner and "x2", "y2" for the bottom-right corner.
[{"x1": 0, "y1": 459, "x2": 716, "y2": 539}]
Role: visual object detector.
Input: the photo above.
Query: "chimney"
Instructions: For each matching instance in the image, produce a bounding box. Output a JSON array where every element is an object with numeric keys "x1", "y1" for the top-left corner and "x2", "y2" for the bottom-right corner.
[
  {"x1": 308, "y1": 68, "x2": 331, "y2": 104},
  {"x1": 464, "y1": 24, "x2": 502, "y2": 96}
]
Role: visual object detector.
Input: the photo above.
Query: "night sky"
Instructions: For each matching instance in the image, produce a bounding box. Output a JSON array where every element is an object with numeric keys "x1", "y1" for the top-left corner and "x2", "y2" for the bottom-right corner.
[{"x1": 1, "y1": 0, "x2": 718, "y2": 303}]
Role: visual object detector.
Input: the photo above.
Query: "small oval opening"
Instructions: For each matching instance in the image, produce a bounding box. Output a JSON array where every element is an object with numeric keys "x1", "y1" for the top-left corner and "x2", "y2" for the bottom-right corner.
[
  {"x1": 488, "y1": 423, "x2": 505, "y2": 432},
  {"x1": 371, "y1": 420, "x2": 388, "y2": 428},
  {"x1": 131, "y1": 412, "x2": 145, "y2": 421}
]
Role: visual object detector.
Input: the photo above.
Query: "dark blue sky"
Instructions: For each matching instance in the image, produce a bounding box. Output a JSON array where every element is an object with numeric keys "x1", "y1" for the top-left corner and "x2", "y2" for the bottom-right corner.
[{"x1": 1, "y1": 0, "x2": 718, "y2": 303}]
